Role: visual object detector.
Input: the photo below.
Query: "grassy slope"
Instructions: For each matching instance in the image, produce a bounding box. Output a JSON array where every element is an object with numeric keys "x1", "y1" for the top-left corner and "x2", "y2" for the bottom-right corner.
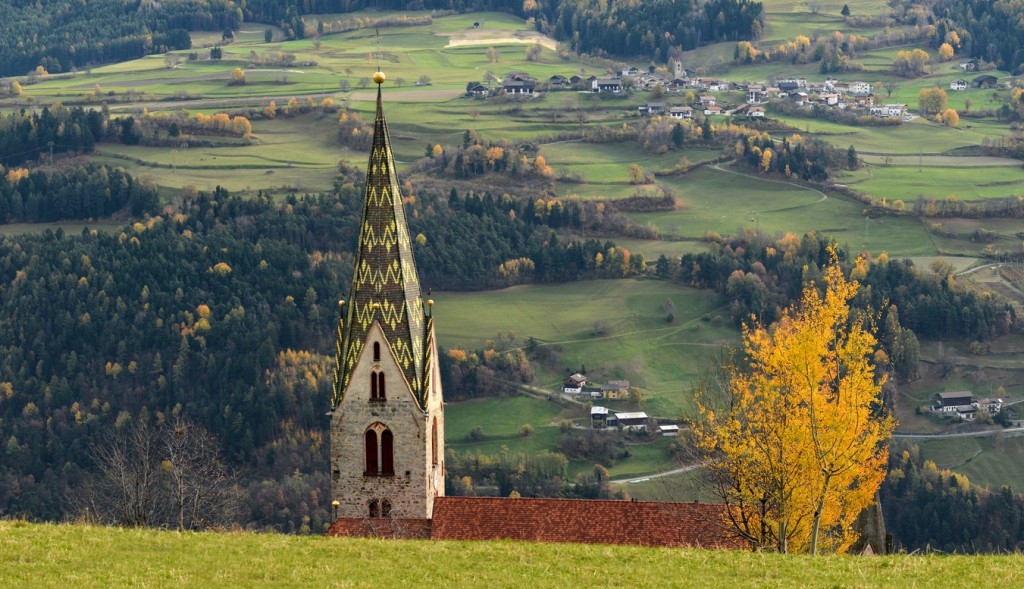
[
  {"x1": 433, "y1": 279, "x2": 736, "y2": 419},
  {"x1": 2, "y1": 522, "x2": 1024, "y2": 588}
]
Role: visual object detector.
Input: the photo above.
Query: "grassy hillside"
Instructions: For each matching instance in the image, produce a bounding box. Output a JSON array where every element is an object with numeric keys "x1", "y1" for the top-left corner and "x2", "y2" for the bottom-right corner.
[{"x1": 2, "y1": 521, "x2": 1023, "y2": 588}]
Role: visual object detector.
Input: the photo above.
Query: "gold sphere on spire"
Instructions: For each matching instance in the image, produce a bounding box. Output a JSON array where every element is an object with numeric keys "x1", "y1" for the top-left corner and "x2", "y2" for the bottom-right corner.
[{"x1": 373, "y1": 71, "x2": 386, "y2": 84}]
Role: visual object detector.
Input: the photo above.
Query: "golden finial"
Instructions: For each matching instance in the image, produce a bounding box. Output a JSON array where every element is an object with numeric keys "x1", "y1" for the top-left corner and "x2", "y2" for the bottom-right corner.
[
  {"x1": 338, "y1": 299, "x2": 345, "y2": 309},
  {"x1": 373, "y1": 71, "x2": 386, "y2": 85},
  {"x1": 427, "y1": 299, "x2": 434, "y2": 307},
  {"x1": 372, "y1": 302, "x2": 381, "y2": 310}
]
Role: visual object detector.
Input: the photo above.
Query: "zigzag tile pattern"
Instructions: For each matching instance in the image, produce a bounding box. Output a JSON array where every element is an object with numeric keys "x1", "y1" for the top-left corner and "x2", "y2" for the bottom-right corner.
[{"x1": 332, "y1": 85, "x2": 429, "y2": 409}]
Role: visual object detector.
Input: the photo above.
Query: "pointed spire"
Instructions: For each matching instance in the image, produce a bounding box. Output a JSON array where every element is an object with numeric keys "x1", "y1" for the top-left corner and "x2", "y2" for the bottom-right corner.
[{"x1": 333, "y1": 73, "x2": 427, "y2": 408}]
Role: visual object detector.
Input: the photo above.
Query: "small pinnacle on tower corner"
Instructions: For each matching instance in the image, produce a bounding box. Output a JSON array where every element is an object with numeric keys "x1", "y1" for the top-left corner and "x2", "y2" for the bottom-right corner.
[{"x1": 373, "y1": 71, "x2": 386, "y2": 84}]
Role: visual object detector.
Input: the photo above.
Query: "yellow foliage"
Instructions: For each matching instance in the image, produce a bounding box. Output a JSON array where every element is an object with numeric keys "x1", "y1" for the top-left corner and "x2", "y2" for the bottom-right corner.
[
  {"x1": 693, "y1": 249, "x2": 894, "y2": 554},
  {"x1": 6, "y1": 168, "x2": 29, "y2": 185},
  {"x1": 447, "y1": 349, "x2": 468, "y2": 363},
  {"x1": 938, "y1": 43, "x2": 954, "y2": 61}
]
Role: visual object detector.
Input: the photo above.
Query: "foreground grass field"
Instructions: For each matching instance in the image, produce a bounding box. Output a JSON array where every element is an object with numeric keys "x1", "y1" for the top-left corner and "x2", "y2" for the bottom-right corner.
[{"x1": 2, "y1": 521, "x2": 1023, "y2": 588}]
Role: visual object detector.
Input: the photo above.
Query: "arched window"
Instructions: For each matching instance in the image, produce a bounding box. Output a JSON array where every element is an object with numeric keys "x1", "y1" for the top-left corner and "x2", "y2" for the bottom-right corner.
[
  {"x1": 381, "y1": 429, "x2": 394, "y2": 476},
  {"x1": 381, "y1": 499, "x2": 392, "y2": 518},
  {"x1": 377, "y1": 372, "x2": 386, "y2": 400},
  {"x1": 370, "y1": 371, "x2": 379, "y2": 400},
  {"x1": 368, "y1": 499, "x2": 380, "y2": 518},
  {"x1": 373, "y1": 342, "x2": 381, "y2": 362},
  {"x1": 364, "y1": 424, "x2": 394, "y2": 477},
  {"x1": 431, "y1": 417, "x2": 438, "y2": 466},
  {"x1": 364, "y1": 429, "x2": 378, "y2": 475}
]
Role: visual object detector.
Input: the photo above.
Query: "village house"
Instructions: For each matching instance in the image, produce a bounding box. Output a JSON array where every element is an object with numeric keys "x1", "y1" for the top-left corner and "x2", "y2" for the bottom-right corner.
[
  {"x1": 789, "y1": 91, "x2": 809, "y2": 106},
  {"x1": 973, "y1": 74, "x2": 998, "y2": 89},
  {"x1": 658, "y1": 424, "x2": 680, "y2": 437},
  {"x1": 502, "y1": 78, "x2": 536, "y2": 95},
  {"x1": 850, "y1": 81, "x2": 872, "y2": 95},
  {"x1": 950, "y1": 79, "x2": 968, "y2": 91},
  {"x1": 704, "y1": 105, "x2": 723, "y2": 116},
  {"x1": 931, "y1": 391, "x2": 1003, "y2": 421},
  {"x1": 563, "y1": 373, "x2": 586, "y2": 394},
  {"x1": 639, "y1": 102, "x2": 665, "y2": 115},
  {"x1": 668, "y1": 105, "x2": 693, "y2": 119},
  {"x1": 747, "y1": 105, "x2": 766, "y2": 117},
  {"x1": 467, "y1": 84, "x2": 490, "y2": 98},
  {"x1": 818, "y1": 93, "x2": 840, "y2": 106},
  {"x1": 602, "y1": 379, "x2": 630, "y2": 400},
  {"x1": 592, "y1": 77, "x2": 622, "y2": 93},
  {"x1": 698, "y1": 94, "x2": 716, "y2": 107},
  {"x1": 591, "y1": 406, "x2": 610, "y2": 429},
  {"x1": 547, "y1": 74, "x2": 568, "y2": 87},
  {"x1": 747, "y1": 84, "x2": 766, "y2": 104},
  {"x1": 870, "y1": 104, "x2": 905, "y2": 118},
  {"x1": 615, "y1": 412, "x2": 649, "y2": 432}
]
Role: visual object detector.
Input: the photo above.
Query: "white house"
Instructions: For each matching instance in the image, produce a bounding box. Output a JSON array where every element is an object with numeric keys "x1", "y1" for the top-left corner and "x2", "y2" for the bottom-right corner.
[
  {"x1": 747, "y1": 84, "x2": 766, "y2": 104},
  {"x1": 592, "y1": 77, "x2": 622, "y2": 93},
  {"x1": 950, "y1": 79, "x2": 968, "y2": 91},
  {"x1": 748, "y1": 106, "x2": 766, "y2": 117},
  {"x1": 669, "y1": 106, "x2": 693, "y2": 119},
  {"x1": 615, "y1": 412, "x2": 649, "y2": 432},
  {"x1": 850, "y1": 81, "x2": 872, "y2": 95}
]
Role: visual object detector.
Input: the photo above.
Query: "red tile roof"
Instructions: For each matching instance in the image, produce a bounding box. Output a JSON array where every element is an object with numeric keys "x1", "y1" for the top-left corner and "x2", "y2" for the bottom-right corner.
[
  {"x1": 326, "y1": 517, "x2": 432, "y2": 540},
  {"x1": 430, "y1": 497, "x2": 740, "y2": 548}
]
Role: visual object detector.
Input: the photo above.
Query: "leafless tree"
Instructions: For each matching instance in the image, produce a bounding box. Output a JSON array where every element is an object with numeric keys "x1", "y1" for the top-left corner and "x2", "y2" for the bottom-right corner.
[
  {"x1": 77, "y1": 418, "x2": 166, "y2": 527},
  {"x1": 76, "y1": 417, "x2": 241, "y2": 531},
  {"x1": 163, "y1": 418, "x2": 242, "y2": 531},
  {"x1": 883, "y1": 80, "x2": 900, "y2": 97}
]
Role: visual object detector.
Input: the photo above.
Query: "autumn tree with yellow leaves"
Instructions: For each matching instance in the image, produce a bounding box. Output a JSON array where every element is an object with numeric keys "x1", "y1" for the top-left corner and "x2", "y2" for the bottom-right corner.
[{"x1": 692, "y1": 251, "x2": 894, "y2": 554}]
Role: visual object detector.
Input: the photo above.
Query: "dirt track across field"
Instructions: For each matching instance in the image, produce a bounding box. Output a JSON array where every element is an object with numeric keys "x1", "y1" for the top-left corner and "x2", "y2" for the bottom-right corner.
[{"x1": 445, "y1": 31, "x2": 558, "y2": 51}]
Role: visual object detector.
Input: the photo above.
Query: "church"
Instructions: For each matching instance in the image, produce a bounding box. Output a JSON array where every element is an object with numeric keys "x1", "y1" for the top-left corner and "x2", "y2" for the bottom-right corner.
[{"x1": 325, "y1": 71, "x2": 737, "y2": 548}]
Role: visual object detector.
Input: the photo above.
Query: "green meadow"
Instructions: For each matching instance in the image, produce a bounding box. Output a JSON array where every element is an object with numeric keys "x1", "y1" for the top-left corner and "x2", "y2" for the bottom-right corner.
[
  {"x1": 432, "y1": 279, "x2": 736, "y2": 420},
  {"x1": 445, "y1": 395, "x2": 679, "y2": 479},
  {"x1": 3, "y1": 521, "x2": 1024, "y2": 588}
]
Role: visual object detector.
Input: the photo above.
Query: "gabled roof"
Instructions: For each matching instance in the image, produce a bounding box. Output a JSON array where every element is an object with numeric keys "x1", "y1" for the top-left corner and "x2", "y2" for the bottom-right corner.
[
  {"x1": 430, "y1": 497, "x2": 740, "y2": 548},
  {"x1": 333, "y1": 78, "x2": 429, "y2": 408}
]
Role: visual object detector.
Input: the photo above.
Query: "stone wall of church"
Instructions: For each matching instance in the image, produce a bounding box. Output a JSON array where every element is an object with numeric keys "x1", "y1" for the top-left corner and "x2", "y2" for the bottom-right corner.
[{"x1": 331, "y1": 323, "x2": 442, "y2": 520}]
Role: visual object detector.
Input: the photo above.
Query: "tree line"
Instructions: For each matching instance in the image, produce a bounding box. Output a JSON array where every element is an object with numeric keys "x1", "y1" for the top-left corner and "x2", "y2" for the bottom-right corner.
[
  {"x1": 930, "y1": 0, "x2": 1024, "y2": 73},
  {"x1": 0, "y1": 163, "x2": 159, "y2": 223},
  {"x1": 0, "y1": 0, "x2": 203, "y2": 76},
  {"x1": 670, "y1": 232, "x2": 1015, "y2": 378},
  {"x1": 882, "y1": 442, "x2": 1024, "y2": 553}
]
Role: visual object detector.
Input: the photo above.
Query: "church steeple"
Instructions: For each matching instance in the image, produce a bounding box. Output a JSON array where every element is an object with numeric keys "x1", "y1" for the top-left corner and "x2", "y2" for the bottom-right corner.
[
  {"x1": 330, "y1": 73, "x2": 445, "y2": 522},
  {"x1": 333, "y1": 75, "x2": 428, "y2": 409}
]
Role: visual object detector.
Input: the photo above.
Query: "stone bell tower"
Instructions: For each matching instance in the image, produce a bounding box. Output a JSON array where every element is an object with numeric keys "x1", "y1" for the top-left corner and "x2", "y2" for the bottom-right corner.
[{"x1": 329, "y1": 71, "x2": 444, "y2": 520}]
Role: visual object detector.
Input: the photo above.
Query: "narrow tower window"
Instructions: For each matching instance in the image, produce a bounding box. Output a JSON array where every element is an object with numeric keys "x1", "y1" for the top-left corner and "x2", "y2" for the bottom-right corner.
[
  {"x1": 431, "y1": 417, "x2": 438, "y2": 466},
  {"x1": 381, "y1": 499, "x2": 392, "y2": 518},
  {"x1": 370, "y1": 370, "x2": 379, "y2": 400},
  {"x1": 373, "y1": 342, "x2": 381, "y2": 362},
  {"x1": 377, "y1": 372, "x2": 386, "y2": 400},
  {"x1": 381, "y1": 429, "x2": 394, "y2": 476},
  {"x1": 364, "y1": 429, "x2": 378, "y2": 475},
  {"x1": 368, "y1": 499, "x2": 380, "y2": 518}
]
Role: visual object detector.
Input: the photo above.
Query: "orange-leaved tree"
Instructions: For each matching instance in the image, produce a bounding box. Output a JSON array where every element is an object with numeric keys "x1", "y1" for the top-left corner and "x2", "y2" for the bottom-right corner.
[{"x1": 692, "y1": 249, "x2": 894, "y2": 554}]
